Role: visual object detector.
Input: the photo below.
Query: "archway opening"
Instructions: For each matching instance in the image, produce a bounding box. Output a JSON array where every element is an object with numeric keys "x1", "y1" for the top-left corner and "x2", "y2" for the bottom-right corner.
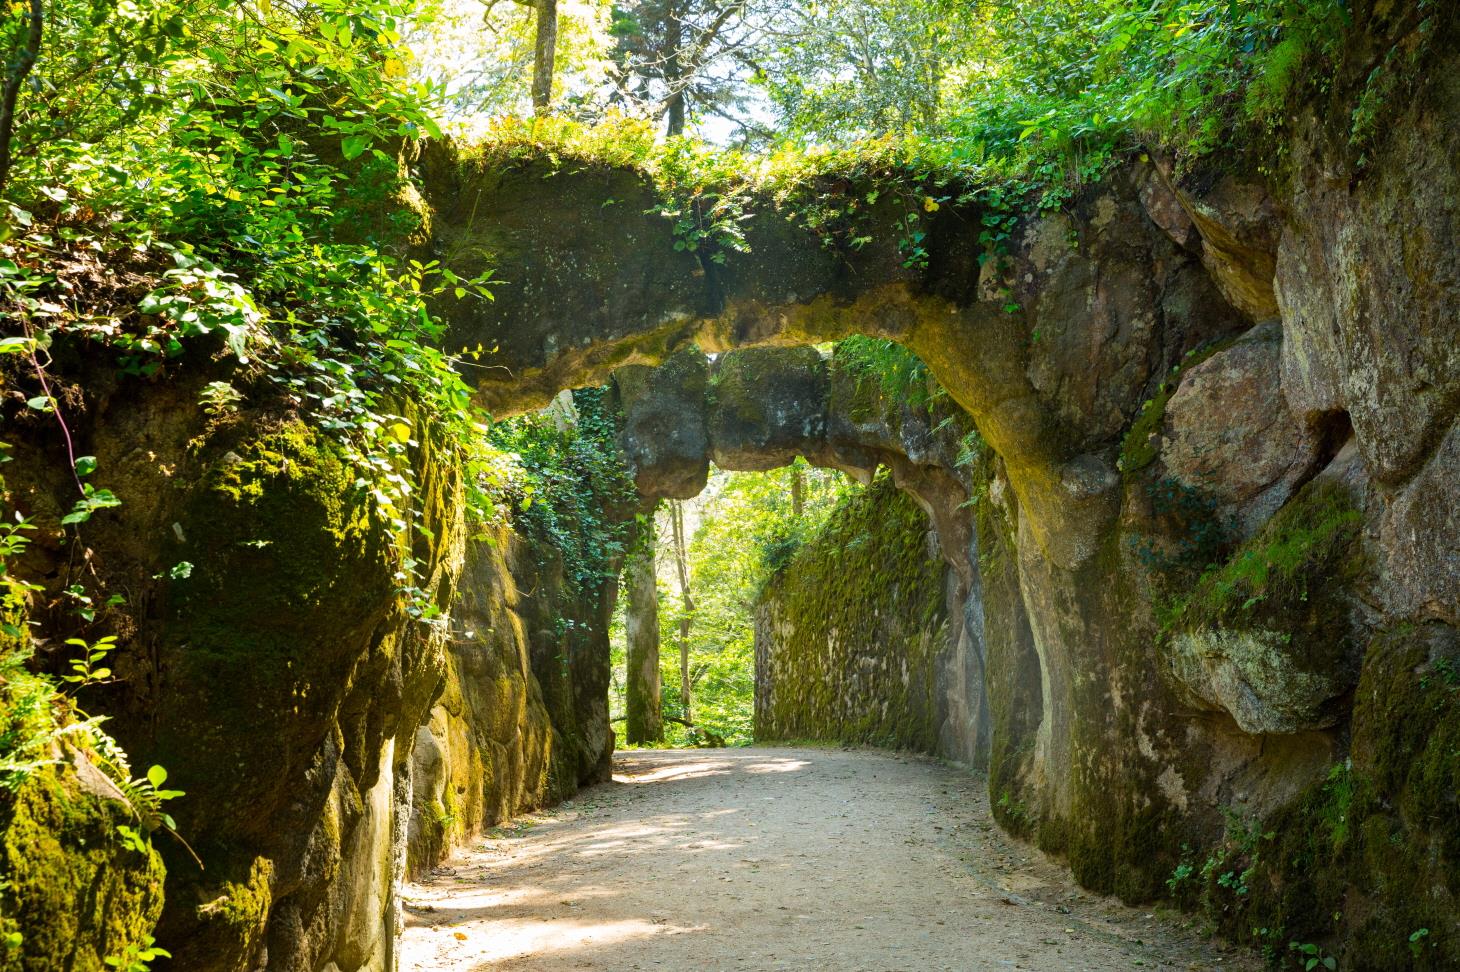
[{"x1": 607, "y1": 460, "x2": 851, "y2": 749}]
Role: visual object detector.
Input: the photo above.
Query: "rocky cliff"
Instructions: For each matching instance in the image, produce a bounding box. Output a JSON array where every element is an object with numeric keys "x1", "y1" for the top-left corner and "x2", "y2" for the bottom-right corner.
[{"x1": 0, "y1": 350, "x2": 623, "y2": 970}]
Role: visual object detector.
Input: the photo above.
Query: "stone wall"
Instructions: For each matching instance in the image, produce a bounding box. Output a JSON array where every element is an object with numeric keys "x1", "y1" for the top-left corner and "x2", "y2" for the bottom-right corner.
[
  {"x1": 754, "y1": 476, "x2": 949, "y2": 748},
  {"x1": 406, "y1": 533, "x2": 577, "y2": 876},
  {"x1": 0, "y1": 345, "x2": 619, "y2": 971}
]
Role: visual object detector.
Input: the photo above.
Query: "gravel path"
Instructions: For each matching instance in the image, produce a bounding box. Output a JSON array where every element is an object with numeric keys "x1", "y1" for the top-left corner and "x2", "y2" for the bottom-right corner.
[{"x1": 399, "y1": 747, "x2": 1255, "y2": 971}]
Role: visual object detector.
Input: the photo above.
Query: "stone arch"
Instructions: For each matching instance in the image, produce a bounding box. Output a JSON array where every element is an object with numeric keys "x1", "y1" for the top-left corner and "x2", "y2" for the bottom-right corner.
[
  {"x1": 416, "y1": 143, "x2": 1314, "y2": 893},
  {"x1": 419, "y1": 145, "x2": 1250, "y2": 570},
  {"x1": 610, "y1": 343, "x2": 999, "y2": 766}
]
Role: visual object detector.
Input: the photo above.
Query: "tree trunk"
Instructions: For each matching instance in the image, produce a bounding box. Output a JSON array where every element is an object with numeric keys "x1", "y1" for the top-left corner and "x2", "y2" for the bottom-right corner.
[
  {"x1": 531, "y1": 0, "x2": 558, "y2": 115},
  {"x1": 669, "y1": 500, "x2": 694, "y2": 723},
  {"x1": 791, "y1": 462, "x2": 805, "y2": 517},
  {"x1": 624, "y1": 518, "x2": 663, "y2": 745},
  {"x1": 0, "y1": 0, "x2": 43, "y2": 197},
  {"x1": 663, "y1": 2, "x2": 685, "y2": 136}
]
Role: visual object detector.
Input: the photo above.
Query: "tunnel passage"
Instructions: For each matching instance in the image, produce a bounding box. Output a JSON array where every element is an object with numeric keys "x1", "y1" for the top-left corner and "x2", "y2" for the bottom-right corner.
[
  {"x1": 414, "y1": 142, "x2": 1299, "y2": 893},
  {"x1": 609, "y1": 343, "x2": 1005, "y2": 768}
]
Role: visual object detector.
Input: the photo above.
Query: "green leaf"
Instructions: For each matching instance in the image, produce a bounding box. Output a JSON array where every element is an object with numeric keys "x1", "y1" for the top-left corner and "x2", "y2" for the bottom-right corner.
[
  {"x1": 26, "y1": 396, "x2": 52, "y2": 411},
  {"x1": 340, "y1": 134, "x2": 371, "y2": 160},
  {"x1": 75, "y1": 456, "x2": 98, "y2": 477},
  {"x1": 146, "y1": 765, "x2": 168, "y2": 788}
]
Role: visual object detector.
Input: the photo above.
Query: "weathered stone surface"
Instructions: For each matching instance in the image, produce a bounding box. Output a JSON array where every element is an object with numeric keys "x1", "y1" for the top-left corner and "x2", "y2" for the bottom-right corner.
[
  {"x1": 1378, "y1": 420, "x2": 1460, "y2": 625},
  {"x1": 708, "y1": 346, "x2": 829, "y2": 472},
  {"x1": 614, "y1": 350, "x2": 711, "y2": 500},
  {"x1": 1175, "y1": 174, "x2": 1281, "y2": 322},
  {"x1": 1159, "y1": 322, "x2": 1324, "y2": 537},
  {"x1": 1276, "y1": 27, "x2": 1460, "y2": 484},
  {"x1": 1167, "y1": 629, "x2": 1349, "y2": 734},
  {"x1": 428, "y1": 152, "x2": 1249, "y2": 571},
  {"x1": 0, "y1": 756, "x2": 167, "y2": 972},
  {"x1": 0, "y1": 344, "x2": 623, "y2": 972},
  {"x1": 406, "y1": 533, "x2": 572, "y2": 876},
  {"x1": 616, "y1": 344, "x2": 994, "y2": 766},
  {"x1": 755, "y1": 478, "x2": 949, "y2": 750},
  {"x1": 10, "y1": 8, "x2": 1460, "y2": 970}
]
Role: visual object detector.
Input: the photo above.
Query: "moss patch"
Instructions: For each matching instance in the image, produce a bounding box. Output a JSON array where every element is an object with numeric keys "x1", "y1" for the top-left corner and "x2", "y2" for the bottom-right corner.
[
  {"x1": 0, "y1": 762, "x2": 166, "y2": 972},
  {"x1": 754, "y1": 474, "x2": 947, "y2": 749},
  {"x1": 1174, "y1": 623, "x2": 1460, "y2": 967},
  {"x1": 1118, "y1": 338, "x2": 1238, "y2": 475}
]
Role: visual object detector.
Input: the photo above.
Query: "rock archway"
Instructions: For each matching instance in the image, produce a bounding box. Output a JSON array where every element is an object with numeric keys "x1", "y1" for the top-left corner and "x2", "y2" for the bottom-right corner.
[
  {"x1": 612, "y1": 343, "x2": 996, "y2": 767},
  {"x1": 418, "y1": 146, "x2": 1248, "y2": 570},
  {"x1": 418, "y1": 62, "x2": 1460, "y2": 923},
  {"x1": 416, "y1": 144, "x2": 1285, "y2": 893}
]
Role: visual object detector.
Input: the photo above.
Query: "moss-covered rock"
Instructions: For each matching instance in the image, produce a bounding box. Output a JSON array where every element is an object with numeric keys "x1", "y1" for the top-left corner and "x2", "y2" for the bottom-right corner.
[
  {"x1": 1173, "y1": 622, "x2": 1460, "y2": 967},
  {"x1": 1161, "y1": 479, "x2": 1365, "y2": 734},
  {"x1": 406, "y1": 530, "x2": 574, "y2": 875},
  {"x1": 0, "y1": 758, "x2": 166, "y2": 972},
  {"x1": 755, "y1": 475, "x2": 948, "y2": 749}
]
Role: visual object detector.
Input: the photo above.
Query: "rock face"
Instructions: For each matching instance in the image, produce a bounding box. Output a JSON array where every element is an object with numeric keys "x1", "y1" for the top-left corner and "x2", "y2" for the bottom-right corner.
[
  {"x1": 754, "y1": 477, "x2": 950, "y2": 751},
  {"x1": 0, "y1": 756, "x2": 167, "y2": 972},
  {"x1": 0, "y1": 349, "x2": 621, "y2": 971},
  {"x1": 406, "y1": 533, "x2": 576, "y2": 876},
  {"x1": 1157, "y1": 323, "x2": 1327, "y2": 538}
]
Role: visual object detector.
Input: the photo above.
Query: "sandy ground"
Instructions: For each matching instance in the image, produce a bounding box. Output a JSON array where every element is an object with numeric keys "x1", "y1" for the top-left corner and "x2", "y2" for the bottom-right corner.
[{"x1": 399, "y1": 747, "x2": 1257, "y2": 972}]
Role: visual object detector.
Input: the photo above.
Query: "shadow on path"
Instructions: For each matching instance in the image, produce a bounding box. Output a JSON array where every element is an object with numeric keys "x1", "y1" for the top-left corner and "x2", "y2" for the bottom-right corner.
[{"x1": 399, "y1": 747, "x2": 1253, "y2": 972}]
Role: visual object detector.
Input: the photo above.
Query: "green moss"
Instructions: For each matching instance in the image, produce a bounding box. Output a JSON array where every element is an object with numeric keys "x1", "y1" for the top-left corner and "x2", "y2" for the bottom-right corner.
[
  {"x1": 188, "y1": 857, "x2": 273, "y2": 968},
  {"x1": 152, "y1": 420, "x2": 400, "y2": 838},
  {"x1": 1167, "y1": 623, "x2": 1460, "y2": 967},
  {"x1": 755, "y1": 474, "x2": 946, "y2": 750},
  {"x1": 0, "y1": 763, "x2": 166, "y2": 972},
  {"x1": 1167, "y1": 479, "x2": 1362, "y2": 635}
]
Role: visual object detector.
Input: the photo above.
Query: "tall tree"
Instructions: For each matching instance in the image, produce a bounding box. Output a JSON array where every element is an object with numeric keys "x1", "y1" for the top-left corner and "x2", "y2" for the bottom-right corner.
[
  {"x1": 624, "y1": 514, "x2": 664, "y2": 744},
  {"x1": 0, "y1": 0, "x2": 43, "y2": 196},
  {"x1": 668, "y1": 498, "x2": 695, "y2": 722},
  {"x1": 754, "y1": 0, "x2": 974, "y2": 142},
  {"x1": 609, "y1": 0, "x2": 762, "y2": 136},
  {"x1": 511, "y1": 0, "x2": 559, "y2": 113}
]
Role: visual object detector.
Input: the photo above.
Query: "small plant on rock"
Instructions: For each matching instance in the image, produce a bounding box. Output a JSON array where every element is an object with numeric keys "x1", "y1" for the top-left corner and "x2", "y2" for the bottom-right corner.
[{"x1": 1288, "y1": 940, "x2": 1337, "y2": 971}]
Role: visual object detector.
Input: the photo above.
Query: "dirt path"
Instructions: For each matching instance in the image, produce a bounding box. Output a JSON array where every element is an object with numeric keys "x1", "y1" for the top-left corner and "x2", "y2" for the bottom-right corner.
[{"x1": 399, "y1": 747, "x2": 1254, "y2": 971}]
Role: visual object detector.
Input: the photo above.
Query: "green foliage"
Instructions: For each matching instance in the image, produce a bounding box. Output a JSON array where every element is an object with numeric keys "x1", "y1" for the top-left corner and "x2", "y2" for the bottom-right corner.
[
  {"x1": 105, "y1": 936, "x2": 172, "y2": 972},
  {"x1": 835, "y1": 336, "x2": 944, "y2": 416},
  {"x1": 1289, "y1": 941, "x2": 1338, "y2": 971},
  {"x1": 0, "y1": 648, "x2": 57, "y2": 792},
  {"x1": 0, "y1": 0, "x2": 521, "y2": 641},
  {"x1": 652, "y1": 139, "x2": 756, "y2": 265},
  {"x1": 490, "y1": 389, "x2": 636, "y2": 601},
  {"x1": 1165, "y1": 481, "x2": 1361, "y2": 634}
]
